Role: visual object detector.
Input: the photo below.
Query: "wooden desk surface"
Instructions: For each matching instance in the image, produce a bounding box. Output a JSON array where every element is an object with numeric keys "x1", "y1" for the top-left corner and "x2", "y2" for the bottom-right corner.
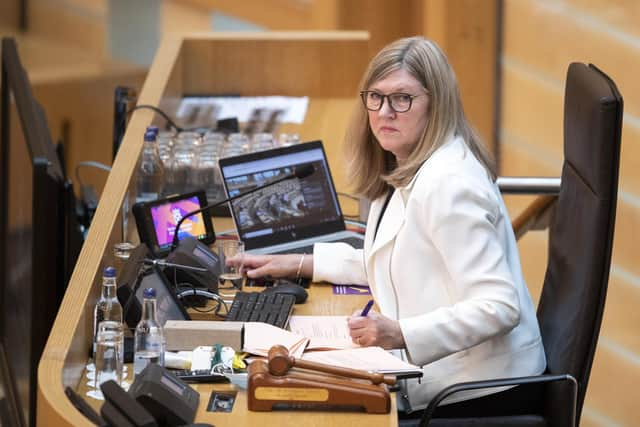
[{"x1": 77, "y1": 282, "x2": 396, "y2": 426}]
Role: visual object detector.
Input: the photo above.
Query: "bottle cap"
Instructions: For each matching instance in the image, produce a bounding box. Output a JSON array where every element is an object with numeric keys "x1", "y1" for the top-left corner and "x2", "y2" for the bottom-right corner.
[
  {"x1": 103, "y1": 266, "x2": 117, "y2": 278},
  {"x1": 146, "y1": 125, "x2": 159, "y2": 135},
  {"x1": 143, "y1": 288, "x2": 157, "y2": 298},
  {"x1": 144, "y1": 131, "x2": 156, "y2": 142}
]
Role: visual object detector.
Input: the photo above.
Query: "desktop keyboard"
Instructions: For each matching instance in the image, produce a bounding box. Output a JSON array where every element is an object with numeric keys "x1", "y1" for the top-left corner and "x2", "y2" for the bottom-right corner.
[{"x1": 226, "y1": 291, "x2": 295, "y2": 329}]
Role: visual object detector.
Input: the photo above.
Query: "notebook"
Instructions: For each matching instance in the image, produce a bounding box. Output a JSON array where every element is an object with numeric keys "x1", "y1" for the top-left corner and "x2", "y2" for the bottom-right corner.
[{"x1": 218, "y1": 140, "x2": 364, "y2": 254}]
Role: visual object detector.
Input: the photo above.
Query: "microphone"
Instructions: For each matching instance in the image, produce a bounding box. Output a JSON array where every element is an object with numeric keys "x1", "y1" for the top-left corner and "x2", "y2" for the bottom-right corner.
[
  {"x1": 170, "y1": 164, "x2": 315, "y2": 250},
  {"x1": 143, "y1": 258, "x2": 208, "y2": 272}
]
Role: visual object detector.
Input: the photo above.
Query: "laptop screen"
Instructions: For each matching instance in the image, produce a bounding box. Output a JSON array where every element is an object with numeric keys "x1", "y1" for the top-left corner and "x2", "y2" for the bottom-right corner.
[{"x1": 219, "y1": 141, "x2": 346, "y2": 250}]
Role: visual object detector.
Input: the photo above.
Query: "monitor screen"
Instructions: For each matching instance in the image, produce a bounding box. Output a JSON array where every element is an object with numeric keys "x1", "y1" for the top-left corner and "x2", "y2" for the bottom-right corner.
[
  {"x1": 132, "y1": 190, "x2": 216, "y2": 259},
  {"x1": 0, "y1": 37, "x2": 74, "y2": 427},
  {"x1": 151, "y1": 195, "x2": 208, "y2": 247},
  {"x1": 219, "y1": 141, "x2": 345, "y2": 250}
]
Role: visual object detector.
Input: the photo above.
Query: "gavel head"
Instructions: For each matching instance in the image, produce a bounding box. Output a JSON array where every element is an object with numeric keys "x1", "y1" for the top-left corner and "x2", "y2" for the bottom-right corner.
[{"x1": 267, "y1": 344, "x2": 294, "y2": 376}]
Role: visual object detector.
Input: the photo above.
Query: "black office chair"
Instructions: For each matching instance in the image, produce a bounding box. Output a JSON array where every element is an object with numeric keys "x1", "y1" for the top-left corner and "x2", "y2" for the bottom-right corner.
[{"x1": 407, "y1": 63, "x2": 623, "y2": 427}]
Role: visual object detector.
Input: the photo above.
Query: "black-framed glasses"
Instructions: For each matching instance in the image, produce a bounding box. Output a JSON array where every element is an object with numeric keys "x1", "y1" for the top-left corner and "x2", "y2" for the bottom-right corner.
[{"x1": 360, "y1": 91, "x2": 420, "y2": 113}]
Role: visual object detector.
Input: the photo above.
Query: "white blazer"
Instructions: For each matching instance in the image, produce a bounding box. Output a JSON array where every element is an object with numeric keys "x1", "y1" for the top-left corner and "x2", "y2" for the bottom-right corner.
[{"x1": 313, "y1": 136, "x2": 546, "y2": 412}]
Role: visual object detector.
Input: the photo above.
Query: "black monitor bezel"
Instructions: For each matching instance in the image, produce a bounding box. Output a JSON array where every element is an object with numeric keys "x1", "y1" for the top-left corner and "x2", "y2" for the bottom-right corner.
[
  {"x1": 132, "y1": 190, "x2": 217, "y2": 259},
  {"x1": 0, "y1": 37, "x2": 69, "y2": 427}
]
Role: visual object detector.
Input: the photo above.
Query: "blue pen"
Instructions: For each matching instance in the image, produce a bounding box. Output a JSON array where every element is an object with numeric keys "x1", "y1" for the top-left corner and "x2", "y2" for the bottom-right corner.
[{"x1": 360, "y1": 299, "x2": 375, "y2": 316}]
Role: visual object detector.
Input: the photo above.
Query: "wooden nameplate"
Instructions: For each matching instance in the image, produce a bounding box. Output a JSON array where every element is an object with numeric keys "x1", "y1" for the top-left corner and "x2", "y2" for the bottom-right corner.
[{"x1": 247, "y1": 345, "x2": 393, "y2": 414}]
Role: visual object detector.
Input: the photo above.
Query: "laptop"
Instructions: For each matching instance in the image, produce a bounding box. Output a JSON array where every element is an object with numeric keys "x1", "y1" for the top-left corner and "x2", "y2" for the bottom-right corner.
[{"x1": 218, "y1": 140, "x2": 364, "y2": 254}]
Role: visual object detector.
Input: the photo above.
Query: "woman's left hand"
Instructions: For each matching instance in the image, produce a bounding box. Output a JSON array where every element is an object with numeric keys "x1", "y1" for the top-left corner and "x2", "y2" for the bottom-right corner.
[{"x1": 347, "y1": 311, "x2": 406, "y2": 350}]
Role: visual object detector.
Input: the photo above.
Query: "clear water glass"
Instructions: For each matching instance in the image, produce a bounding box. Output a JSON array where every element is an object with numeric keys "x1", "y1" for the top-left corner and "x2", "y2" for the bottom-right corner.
[
  {"x1": 94, "y1": 321, "x2": 124, "y2": 389},
  {"x1": 218, "y1": 240, "x2": 245, "y2": 291},
  {"x1": 251, "y1": 133, "x2": 275, "y2": 152}
]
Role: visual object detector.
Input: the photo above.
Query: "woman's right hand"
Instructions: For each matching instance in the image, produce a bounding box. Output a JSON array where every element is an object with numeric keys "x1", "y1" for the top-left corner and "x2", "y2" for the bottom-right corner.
[{"x1": 240, "y1": 254, "x2": 313, "y2": 279}]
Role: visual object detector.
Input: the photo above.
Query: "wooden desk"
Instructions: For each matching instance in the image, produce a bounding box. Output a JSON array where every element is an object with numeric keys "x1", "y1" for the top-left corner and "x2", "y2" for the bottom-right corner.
[
  {"x1": 38, "y1": 32, "x2": 397, "y2": 426},
  {"x1": 76, "y1": 283, "x2": 392, "y2": 426}
]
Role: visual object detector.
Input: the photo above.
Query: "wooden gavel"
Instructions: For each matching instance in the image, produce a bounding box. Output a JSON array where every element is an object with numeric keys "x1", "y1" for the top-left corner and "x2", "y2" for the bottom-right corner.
[{"x1": 267, "y1": 345, "x2": 396, "y2": 386}]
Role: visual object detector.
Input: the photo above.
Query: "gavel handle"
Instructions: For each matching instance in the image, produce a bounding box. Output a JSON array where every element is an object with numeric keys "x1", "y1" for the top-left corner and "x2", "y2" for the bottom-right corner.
[{"x1": 293, "y1": 359, "x2": 396, "y2": 386}]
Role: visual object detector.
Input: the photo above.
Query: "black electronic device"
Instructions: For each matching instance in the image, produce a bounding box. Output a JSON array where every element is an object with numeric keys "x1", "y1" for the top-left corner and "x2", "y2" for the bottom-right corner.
[
  {"x1": 261, "y1": 282, "x2": 308, "y2": 304},
  {"x1": 133, "y1": 190, "x2": 216, "y2": 259},
  {"x1": 226, "y1": 291, "x2": 295, "y2": 328},
  {"x1": 64, "y1": 386, "x2": 105, "y2": 427},
  {"x1": 246, "y1": 276, "x2": 311, "y2": 289},
  {"x1": 164, "y1": 236, "x2": 220, "y2": 291},
  {"x1": 1, "y1": 37, "x2": 84, "y2": 427},
  {"x1": 171, "y1": 369, "x2": 229, "y2": 383},
  {"x1": 100, "y1": 380, "x2": 157, "y2": 427},
  {"x1": 129, "y1": 364, "x2": 200, "y2": 426},
  {"x1": 117, "y1": 243, "x2": 190, "y2": 329}
]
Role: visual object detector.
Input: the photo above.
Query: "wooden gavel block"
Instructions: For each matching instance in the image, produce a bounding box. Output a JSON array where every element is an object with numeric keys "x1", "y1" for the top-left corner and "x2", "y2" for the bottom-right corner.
[{"x1": 247, "y1": 345, "x2": 393, "y2": 413}]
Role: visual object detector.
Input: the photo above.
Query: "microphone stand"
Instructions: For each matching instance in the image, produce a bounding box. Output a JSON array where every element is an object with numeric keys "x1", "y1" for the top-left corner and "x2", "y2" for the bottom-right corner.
[{"x1": 171, "y1": 171, "x2": 299, "y2": 251}]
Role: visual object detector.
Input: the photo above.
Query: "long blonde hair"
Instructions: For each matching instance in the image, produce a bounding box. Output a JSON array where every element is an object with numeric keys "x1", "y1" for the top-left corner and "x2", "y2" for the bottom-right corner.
[{"x1": 345, "y1": 36, "x2": 496, "y2": 200}]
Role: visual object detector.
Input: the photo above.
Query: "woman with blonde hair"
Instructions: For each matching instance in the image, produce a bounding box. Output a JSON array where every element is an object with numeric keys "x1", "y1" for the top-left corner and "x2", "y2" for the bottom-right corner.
[{"x1": 239, "y1": 36, "x2": 546, "y2": 417}]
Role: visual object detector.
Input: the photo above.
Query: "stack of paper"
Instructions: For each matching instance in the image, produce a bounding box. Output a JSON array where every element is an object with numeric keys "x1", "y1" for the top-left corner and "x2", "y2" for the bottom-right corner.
[
  {"x1": 288, "y1": 315, "x2": 358, "y2": 350},
  {"x1": 301, "y1": 347, "x2": 423, "y2": 378},
  {"x1": 242, "y1": 316, "x2": 423, "y2": 379},
  {"x1": 242, "y1": 322, "x2": 309, "y2": 359}
]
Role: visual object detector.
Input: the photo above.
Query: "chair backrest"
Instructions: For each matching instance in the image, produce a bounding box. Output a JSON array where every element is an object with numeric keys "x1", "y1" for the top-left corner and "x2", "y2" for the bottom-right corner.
[{"x1": 537, "y1": 63, "x2": 623, "y2": 424}]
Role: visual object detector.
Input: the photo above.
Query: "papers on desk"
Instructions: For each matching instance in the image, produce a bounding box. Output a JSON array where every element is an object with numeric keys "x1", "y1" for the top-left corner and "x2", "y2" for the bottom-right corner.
[
  {"x1": 243, "y1": 317, "x2": 359, "y2": 358},
  {"x1": 288, "y1": 315, "x2": 358, "y2": 350},
  {"x1": 243, "y1": 316, "x2": 423, "y2": 379},
  {"x1": 302, "y1": 347, "x2": 423, "y2": 379},
  {"x1": 243, "y1": 322, "x2": 308, "y2": 359}
]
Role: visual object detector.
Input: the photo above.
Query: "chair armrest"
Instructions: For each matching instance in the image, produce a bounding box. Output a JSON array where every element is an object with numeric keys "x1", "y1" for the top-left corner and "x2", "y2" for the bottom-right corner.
[
  {"x1": 511, "y1": 195, "x2": 557, "y2": 240},
  {"x1": 496, "y1": 177, "x2": 560, "y2": 240},
  {"x1": 497, "y1": 177, "x2": 561, "y2": 195},
  {"x1": 420, "y1": 373, "x2": 577, "y2": 427}
]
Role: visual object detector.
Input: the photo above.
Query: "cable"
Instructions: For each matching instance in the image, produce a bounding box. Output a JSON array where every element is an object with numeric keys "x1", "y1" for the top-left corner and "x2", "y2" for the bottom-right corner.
[
  {"x1": 337, "y1": 192, "x2": 361, "y2": 219},
  {"x1": 337, "y1": 191, "x2": 360, "y2": 202},
  {"x1": 75, "y1": 161, "x2": 112, "y2": 190},
  {"x1": 176, "y1": 287, "x2": 228, "y2": 315},
  {"x1": 118, "y1": 104, "x2": 218, "y2": 137}
]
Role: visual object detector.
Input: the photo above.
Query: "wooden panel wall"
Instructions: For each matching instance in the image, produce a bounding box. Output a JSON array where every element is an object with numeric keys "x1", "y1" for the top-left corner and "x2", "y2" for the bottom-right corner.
[
  {"x1": 500, "y1": 1, "x2": 640, "y2": 425},
  {"x1": 0, "y1": 0, "x2": 19, "y2": 29},
  {"x1": 28, "y1": 0, "x2": 107, "y2": 55},
  {"x1": 180, "y1": 33, "x2": 369, "y2": 97},
  {"x1": 179, "y1": 0, "x2": 340, "y2": 30}
]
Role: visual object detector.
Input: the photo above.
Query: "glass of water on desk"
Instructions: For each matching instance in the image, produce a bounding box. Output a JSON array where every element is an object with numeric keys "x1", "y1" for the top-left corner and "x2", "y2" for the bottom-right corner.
[
  {"x1": 218, "y1": 239, "x2": 245, "y2": 292},
  {"x1": 91, "y1": 321, "x2": 124, "y2": 398}
]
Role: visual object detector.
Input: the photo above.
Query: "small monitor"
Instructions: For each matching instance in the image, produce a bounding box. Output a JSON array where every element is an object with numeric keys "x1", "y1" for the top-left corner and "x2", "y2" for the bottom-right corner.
[{"x1": 132, "y1": 191, "x2": 216, "y2": 258}]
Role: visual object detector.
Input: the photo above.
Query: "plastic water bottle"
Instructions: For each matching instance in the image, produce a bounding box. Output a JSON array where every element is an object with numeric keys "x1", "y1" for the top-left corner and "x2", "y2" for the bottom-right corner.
[
  {"x1": 133, "y1": 287, "x2": 165, "y2": 375},
  {"x1": 146, "y1": 125, "x2": 159, "y2": 137},
  {"x1": 93, "y1": 267, "x2": 123, "y2": 356},
  {"x1": 136, "y1": 131, "x2": 165, "y2": 202}
]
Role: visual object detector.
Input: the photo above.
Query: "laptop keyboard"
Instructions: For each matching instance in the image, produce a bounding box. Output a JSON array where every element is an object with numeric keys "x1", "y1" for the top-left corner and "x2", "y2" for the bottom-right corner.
[
  {"x1": 226, "y1": 291, "x2": 295, "y2": 329},
  {"x1": 270, "y1": 236, "x2": 364, "y2": 255}
]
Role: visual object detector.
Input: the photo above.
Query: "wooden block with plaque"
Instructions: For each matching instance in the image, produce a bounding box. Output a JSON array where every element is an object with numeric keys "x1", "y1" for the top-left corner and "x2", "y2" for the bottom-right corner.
[{"x1": 248, "y1": 345, "x2": 393, "y2": 414}]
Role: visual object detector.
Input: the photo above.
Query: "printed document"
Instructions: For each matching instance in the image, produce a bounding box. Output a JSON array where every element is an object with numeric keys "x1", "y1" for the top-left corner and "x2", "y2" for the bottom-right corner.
[
  {"x1": 243, "y1": 322, "x2": 308, "y2": 359},
  {"x1": 288, "y1": 315, "x2": 358, "y2": 350}
]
